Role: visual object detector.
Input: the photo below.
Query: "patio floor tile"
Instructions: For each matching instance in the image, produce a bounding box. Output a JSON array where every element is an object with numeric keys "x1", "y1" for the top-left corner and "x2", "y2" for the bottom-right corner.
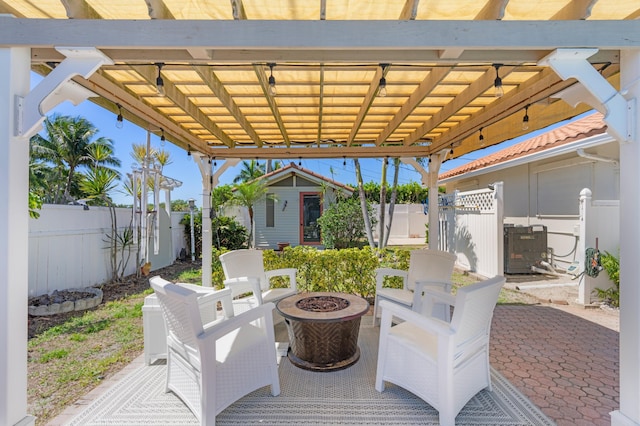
[{"x1": 491, "y1": 304, "x2": 619, "y2": 425}]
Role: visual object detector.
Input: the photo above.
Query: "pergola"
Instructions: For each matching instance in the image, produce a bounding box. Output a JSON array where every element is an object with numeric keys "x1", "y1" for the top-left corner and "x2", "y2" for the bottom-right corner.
[{"x1": 0, "y1": 1, "x2": 639, "y2": 425}]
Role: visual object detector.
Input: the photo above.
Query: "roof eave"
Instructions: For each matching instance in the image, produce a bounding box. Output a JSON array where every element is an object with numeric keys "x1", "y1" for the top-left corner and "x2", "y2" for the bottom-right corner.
[{"x1": 438, "y1": 132, "x2": 615, "y2": 184}]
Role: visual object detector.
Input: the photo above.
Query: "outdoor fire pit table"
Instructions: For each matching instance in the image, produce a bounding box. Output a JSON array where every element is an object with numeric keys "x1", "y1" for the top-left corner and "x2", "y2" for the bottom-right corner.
[{"x1": 276, "y1": 292, "x2": 369, "y2": 372}]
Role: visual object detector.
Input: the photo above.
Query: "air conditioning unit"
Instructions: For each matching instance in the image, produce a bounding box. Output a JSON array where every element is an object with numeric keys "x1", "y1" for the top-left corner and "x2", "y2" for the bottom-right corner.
[{"x1": 504, "y1": 225, "x2": 548, "y2": 274}]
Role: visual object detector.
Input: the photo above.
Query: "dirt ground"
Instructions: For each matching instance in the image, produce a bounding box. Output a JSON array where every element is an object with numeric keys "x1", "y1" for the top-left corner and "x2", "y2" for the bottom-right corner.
[{"x1": 27, "y1": 260, "x2": 198, "y2": 339}]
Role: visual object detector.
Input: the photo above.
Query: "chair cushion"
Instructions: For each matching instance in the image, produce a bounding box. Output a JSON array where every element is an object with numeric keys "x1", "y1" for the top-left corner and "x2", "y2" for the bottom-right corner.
[
  {"x1": 388, "y1": 322, "x2": 438, "y2": 362},
  {"x1": 377, "y1": 288, "x2": 413, "y2": 306}
]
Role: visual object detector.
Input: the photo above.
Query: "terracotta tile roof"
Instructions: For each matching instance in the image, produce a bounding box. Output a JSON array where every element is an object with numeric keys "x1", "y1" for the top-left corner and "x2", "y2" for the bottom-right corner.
[{"x1": 439, "y1": 113, "x2": 607, "y2": 180}]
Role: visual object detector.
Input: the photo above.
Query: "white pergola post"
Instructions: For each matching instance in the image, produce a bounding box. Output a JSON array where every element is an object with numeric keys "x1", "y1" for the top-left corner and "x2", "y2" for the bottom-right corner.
[
  {"x1": 163, "y1": 188, "x2": 173, "y2": 260},
  {"x1": 193, "y1": 157, "x2": 240, "y2": 288},
  {"x1": 540, "y1": 47, "x2": 639, "y2": 426},
  {"x1": 193, "y1": 154, "x2": 213, "y2": 287},
  {"x1": 611, "y1": 48, "x2": 640, "y2": 426},
  {"x1": 427, "y1": 152, "x2": 447, "y2": 250},
  {"x1": 0, "y1": 47, "x2": 35, "y2": 426}
]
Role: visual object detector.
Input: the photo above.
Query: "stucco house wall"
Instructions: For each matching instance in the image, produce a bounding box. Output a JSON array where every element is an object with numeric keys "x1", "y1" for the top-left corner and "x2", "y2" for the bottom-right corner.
[{"x1": 439, "y1": 113, "x2": 620, "y2": 292}]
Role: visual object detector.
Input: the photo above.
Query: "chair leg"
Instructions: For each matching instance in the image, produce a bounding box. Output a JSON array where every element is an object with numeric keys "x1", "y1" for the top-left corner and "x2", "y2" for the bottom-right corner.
[
  {"x1": 438, "y1": 411, "x2": 456, "y2": 426},
  {"x1": 372, "y1": 295, "x2": 379, "y2": 326}
]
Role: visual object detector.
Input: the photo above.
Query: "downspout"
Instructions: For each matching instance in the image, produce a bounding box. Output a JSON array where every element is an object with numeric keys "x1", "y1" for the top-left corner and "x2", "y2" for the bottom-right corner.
[{"x1": 576, "y1": 149, "x2": 619, "y2": 167}]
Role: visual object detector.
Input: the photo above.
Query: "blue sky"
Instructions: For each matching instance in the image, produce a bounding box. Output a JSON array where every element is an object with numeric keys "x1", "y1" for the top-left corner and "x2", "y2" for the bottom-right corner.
[{"x1": 34, "y1": 72, "x2": 567, "y2": 207}]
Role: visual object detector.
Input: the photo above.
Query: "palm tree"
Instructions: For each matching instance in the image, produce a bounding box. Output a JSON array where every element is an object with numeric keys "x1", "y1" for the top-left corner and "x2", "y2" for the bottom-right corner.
[
  {"x1": 125, "y1": 143, "x2": 173, "y2": 205},
  {"x1": 79, "y1": 167, "x2": 130, "y2": 282},
  {"x1": 382, "y1": 158, "x2": 401, "y2": 248},
  {"x1": 233, "y1": 160, "x2": 265, "y2": 183},
  {"x1": 30, "y1": 114, "x2": 120, "y2": 203},
  {"x1": 229, "y1": 180, "x2": 271, "y2": 248},
  {"x1": 353, "y1": 158, "x2": 376, "y2": 249}
]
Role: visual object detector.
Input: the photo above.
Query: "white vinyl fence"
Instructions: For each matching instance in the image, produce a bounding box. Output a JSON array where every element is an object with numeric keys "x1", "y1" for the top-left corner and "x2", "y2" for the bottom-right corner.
[
  {"x1": 372, "y1": 203, "x2": 428, "y2": 240},
  {"x1": 29, "y1": 205, "x2": 185, "y2": 297},
  {"x1": 438, "y1": 184, "x2": 618, "y2": 304},
  {"x1": 577, "y1": 188, "x2": 619, "y2": 304},
  {"x1": 438, "y1": 183, "x2": 504, "y2": 278}
]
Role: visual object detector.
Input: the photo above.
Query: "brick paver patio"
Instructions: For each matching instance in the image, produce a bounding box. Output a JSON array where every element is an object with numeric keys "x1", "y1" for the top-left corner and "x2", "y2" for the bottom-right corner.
[{"x1": 490, "y1": 305, "x2": 619, "y2": 426}]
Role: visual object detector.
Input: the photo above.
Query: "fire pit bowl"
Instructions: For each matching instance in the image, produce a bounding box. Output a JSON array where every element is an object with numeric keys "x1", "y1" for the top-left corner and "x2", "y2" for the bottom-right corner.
[{"x1": 276, "y1": 292, "x2": 369, "y2": 372}]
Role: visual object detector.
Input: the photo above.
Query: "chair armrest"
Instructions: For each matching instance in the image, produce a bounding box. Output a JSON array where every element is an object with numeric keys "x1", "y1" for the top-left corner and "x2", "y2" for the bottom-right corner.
[
  {"x1": 223, "y1": 276, "x2": 263, "y2": 303},
  {"x1": 176, "y1": 282, "x2": 224, "y2": 296},
  {"x1": 176, "y1": 284, "x2": 234, "y2": 321},
  {"x1": 265, "y1": 268, "x2": 298, "y2": 291},
  {"x1": 412, "y1": 281, "x2": 452, "y2": 315},
  {"x1": 199, "y1": 302, "x2": 276, "y2": 342},
  {"x1": 423, "y1": 287, "x2": 456, "y2": 306},
  {"x1": 375, "y1": 268, "x2": 408, "y2": 291},
  {"x1": 378, "y1": 300, "x2": 452, "y2": 337}
]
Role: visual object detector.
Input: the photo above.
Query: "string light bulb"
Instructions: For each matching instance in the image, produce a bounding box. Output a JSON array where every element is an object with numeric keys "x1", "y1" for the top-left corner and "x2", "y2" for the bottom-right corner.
[
  {"x1": 155, "y1": 63, "x2": 165, "y2": 96},
  {"x1": 450, "y1": 145, "x2": 454, "y2": 155},
  {"x1": 268, "y1": 63, "x2": 277, "y2": 96},
  {"x1": 115, "y1": 103, "x2": 124, "y2": 129},
  {"x1": 479, "y1": 127, "x2": 485, "y2": 146},
  {"x1": 213, "y1": 157, "x2": 217, "y2": 167},
  {"x1": 298, "y1": 157, "x2": 302, "y2": 166},
  {"x1": 187, "y1": 145, "x2": 191, "y2": 156},
  {"x1": 378, "y1": 64, "x2": 388, "y2": 97},
  {"x1": 343, "y1": 156, "x2": 346, "y2": 167},
  {"x1": 160, "y1": 128, "x2": 165, "y2": 146},
  {"x1": 522, "y1": 104, "x2": 530, "y2": 131},
  {"x1": 493, "y1": 64, "x2": 504, "y2": 98}
]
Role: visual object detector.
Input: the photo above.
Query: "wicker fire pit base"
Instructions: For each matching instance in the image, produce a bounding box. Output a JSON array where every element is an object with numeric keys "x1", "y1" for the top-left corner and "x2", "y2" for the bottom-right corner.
[{"x1": 276, "y1": 292, "x2": 369, "y2": 372}]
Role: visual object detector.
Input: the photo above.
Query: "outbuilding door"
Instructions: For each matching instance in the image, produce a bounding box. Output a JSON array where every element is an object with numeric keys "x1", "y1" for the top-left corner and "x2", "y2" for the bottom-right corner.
[{"x1": 300, "y1": 192, "x2": 322, "y2": 245}]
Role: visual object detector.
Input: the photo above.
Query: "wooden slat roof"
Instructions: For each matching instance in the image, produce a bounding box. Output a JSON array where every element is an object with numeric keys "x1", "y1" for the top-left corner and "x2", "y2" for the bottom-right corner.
[{"x1": 1, "y1": 0, "x2": 638, "y2": 161}]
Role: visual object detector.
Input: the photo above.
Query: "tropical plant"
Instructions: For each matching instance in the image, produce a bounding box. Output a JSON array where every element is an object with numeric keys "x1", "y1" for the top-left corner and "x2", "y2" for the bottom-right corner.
[
  {"x1": 181, "y1": 212, "x2": 248, "y2": 255},
  {"x1": 227, "y1": 180, "x2": 271, "y2": 248},
  {"x1": 79, "y1": 167, "x2": 133, "y2": 282},
  {"x1": 593, "y1": 251, "x2": 620, "y2": 307},
  {"x1": 211, "y1": 184, "x2": 234, "y2": 217},
  {"x1": 212, "y1": 216, "x2": 248, "y2": 250},
  {"x1": 171, "y1": 199, "x2": 191, "y2": 212},
  {"x1": 28, "y1": 192, "x2": 42, "y2": 219},
  {"x1": 30, "y1": 114, "x2": 120, "y2": 204},
  {"x1": 346, "y1": 181, "x2": 431, "y2": 204},
  {"x1": 233, "y1": 159, "x2": 265, "y2": 183}
]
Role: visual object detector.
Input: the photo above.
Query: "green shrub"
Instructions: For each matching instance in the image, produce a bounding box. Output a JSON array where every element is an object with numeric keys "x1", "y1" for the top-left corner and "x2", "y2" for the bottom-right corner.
[
  {"x1": 593, "y1": 251, "x2": 620, "y2": 307},
  {"x1": 212, "y1": 216, "x2": 248, "y2": 250},
  {"x1": 317, "y1": 198, "x2": 376, "y2": 249},
  {"x1": 181, "y1": 213, "x2": 248, "y2": 257},
  {"x1": 257, "y1": 246, "x2": 416, "y2": 300}
]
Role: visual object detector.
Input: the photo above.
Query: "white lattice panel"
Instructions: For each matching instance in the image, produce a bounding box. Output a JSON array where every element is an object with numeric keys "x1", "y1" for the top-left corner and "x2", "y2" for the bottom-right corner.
[{"x1": 456, "y1": 191, "x2": 494, "y2": 212}]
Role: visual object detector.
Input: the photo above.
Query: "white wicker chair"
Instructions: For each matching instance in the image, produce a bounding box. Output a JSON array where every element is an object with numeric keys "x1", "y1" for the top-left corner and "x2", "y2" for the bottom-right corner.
[
  {"x1": 149, "y1": 276, "x2": 280, "y2": 425},
  {"x1": 375, "y1": 275, "x2": 506, "y2": 426},
  {"x1": 372, "y1": 249, "x2": 456, "y2": 326},
  {"x1": 219, "y1": 249, "x2": 297, "y2": 311}
]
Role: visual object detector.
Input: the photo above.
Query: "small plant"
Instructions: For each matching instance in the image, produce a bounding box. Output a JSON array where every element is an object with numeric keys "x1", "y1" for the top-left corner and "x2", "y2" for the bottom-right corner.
[
  {"x1": 593, "y1": 250, "x2": 620, "y2": 307},
  {"x1": 39, "y1": 349, "x2": 69, "y2": 363}
]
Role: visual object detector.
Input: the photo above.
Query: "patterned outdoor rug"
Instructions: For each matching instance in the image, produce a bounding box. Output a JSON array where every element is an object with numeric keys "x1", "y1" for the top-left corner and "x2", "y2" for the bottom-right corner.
[{"x1": 67, "y1": 325, "x2": 555, "y2": 425}]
